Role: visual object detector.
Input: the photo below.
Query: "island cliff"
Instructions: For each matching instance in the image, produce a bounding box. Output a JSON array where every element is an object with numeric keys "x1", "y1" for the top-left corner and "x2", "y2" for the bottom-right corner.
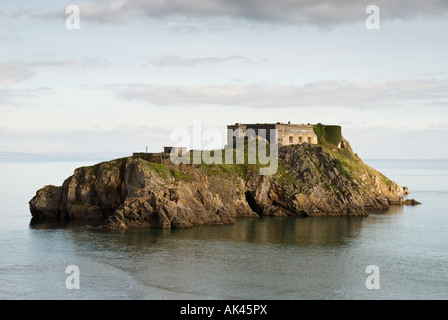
[{"x1": 29, "y1": 139, "x2": 405, "y2": 229}]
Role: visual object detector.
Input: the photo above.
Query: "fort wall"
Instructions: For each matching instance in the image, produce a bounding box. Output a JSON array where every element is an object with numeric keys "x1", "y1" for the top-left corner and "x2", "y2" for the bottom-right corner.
[{"x1": 227, "y1": 122, "x2": 318, "y2": 147}]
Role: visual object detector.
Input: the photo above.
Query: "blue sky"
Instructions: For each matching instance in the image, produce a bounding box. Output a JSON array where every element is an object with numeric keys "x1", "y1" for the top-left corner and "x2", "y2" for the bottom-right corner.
[{"x1": 1, "y1": 0, "x2": 448, "y2": 159}]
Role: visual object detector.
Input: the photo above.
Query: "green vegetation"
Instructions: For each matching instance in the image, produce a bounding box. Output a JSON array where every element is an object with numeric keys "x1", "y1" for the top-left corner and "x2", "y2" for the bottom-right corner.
[
  {"x1": 145, "y1": 162, "x2": 171, "y2": 179},
  {"x1": 319, "y1": 141, "x2": 395, "y2": 190},
  {"x1": 319, "y1": 142, "x2": 359, "y2": 182},
  {"x1": 169, "y1": 169, "x2": 192, "y2": 182},
  {"x1": 132, "y1": 153, "x2": 163, "y2": 163},
  {"x1": 332, "y1": 158, "x2": 351, "y2": 180},
  {"x1": 275, "y1": 160, "x2": 300, "y2": 187},
  {"x1": 143, "y1": 160, "x2": 193, "y2": 182},
  {"x1": 186, "y1": 140, "x2": 273, "y2": 180},
  {"x1": 313, "y1": 123, "x2": 342, "y2": 146},
  {"x1": 313, "y1": 123, "x2": 325, "y2": 143},
  {"x1": 324, "y1": 125, "x2": 342, "y2": 146}
]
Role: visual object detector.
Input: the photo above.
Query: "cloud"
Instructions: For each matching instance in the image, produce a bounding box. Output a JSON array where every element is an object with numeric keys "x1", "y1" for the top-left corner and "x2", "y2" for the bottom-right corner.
[
  {"x1": 146, "y1": 55, "x2": 251, "y2": 67},
  {"x1": 0, "y1": 36, "x2": 20, "y2": 42},
  {"x1": 77, "y1": 56, "x2": 112, "y2": 68},
  {"x1": 31, "y1": 0, "x2": 448, "y2": 26},
  {"x1": 118, "y1": 79, "x2": 448, "y2": 109},
  {"x1": 0, "y1": 87, "x2": 52, "y2": 105},
  {"x1": 0, "y1": 57, "x2": 110, "y2": 86},
  {"x1": 0, "y1": 60, "x2": 35, "y2": 86},
  {"x1": 0, "y1": 88, "x2": 17, "y2": 104},
  {"x1": 0, "y1": 59, "x2": 77, "y2": 86}
]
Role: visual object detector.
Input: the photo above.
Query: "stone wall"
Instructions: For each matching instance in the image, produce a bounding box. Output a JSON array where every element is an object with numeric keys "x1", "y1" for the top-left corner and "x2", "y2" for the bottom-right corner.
[
  {"x1": 227, "y1": 123, "x2": 318, "y2": 147},
  {"x1": 276, "y1": 124, "x2": 318, "y2": 146}
]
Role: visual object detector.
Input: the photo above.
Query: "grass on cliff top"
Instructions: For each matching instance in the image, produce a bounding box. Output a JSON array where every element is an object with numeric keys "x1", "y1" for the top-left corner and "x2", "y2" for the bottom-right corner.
[
  {"x1": 80, "y1": 157, "x2": 193, "y2": 183},
  {"x1": 318, "y1": 141, "x2": 396, "y2": 189},
  {"x1": 132, "y1": 146, "x2": 274, "y2": 182},
  {"x1": 200, "y1": 149, "x2": 263, "y2": 178},
  {"x1": 192, "y1": 148, "x2": 302, "y2": 190},
  {"x1": 139, "y1": 153, "x2": 255, "y2": 185},
  {"x1": 144, "y1": 161, "x2": 192, "y2": 182}
]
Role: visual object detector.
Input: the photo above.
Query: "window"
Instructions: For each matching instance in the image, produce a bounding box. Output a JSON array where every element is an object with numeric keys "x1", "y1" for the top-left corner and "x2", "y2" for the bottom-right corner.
[
  {"x1": 299, "y1": 137, "x2": 303, "y2": 143},
  {"x1": 308, "y1": 137, "x2": 312, "y2": 143},
  {"x1": 289, "y1": 136, "x2": 293, "y2": 143}
]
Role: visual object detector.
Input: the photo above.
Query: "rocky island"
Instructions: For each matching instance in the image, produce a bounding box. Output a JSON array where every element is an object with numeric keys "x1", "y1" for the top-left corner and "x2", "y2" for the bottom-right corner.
[{"x1": 29, "y1": 128, "x2": 407, "y2": 230}]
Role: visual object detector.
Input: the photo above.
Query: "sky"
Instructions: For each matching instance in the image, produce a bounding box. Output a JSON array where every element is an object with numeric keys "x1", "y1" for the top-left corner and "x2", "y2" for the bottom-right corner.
[{"x1": 1, "y1": 0, "x2": 448, "y2": 159}]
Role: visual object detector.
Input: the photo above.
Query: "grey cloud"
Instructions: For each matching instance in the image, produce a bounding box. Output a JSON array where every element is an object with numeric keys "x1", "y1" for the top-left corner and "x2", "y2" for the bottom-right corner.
[
  {"x1": 0, "y1": 88, "x2": 18, "y2": 104},
  {"x1": 78, "y1": 56, "x2": 112, "y2": 68},
  {"x1": 34, "y1": 0, "x2": 448, "y2": 26},
  {"x1": 0, "y1": 87, "x2": 51, "y2": 105},
  {"x1": 0, "y1": 59, "x2": 76, "y2": 86},
  {"x1": 118, "y1": 79, "x2": 448, "y2": 109},
  {"x1": 9, "y1": 7, "x2": 36, "y2": 18},
  {"x1": 146, "y1": 55, "x2": 251, "y2": 67},
  {"x1": 0, "y1": 60, "x2": 35, "y2": 86},
  {"x1": 29, "y1": 59, "x2": 77, "y2": 68},
  {"x1": 0, "y1": 36, "x2": 21, "y2": 42},
  {"x1": 0, "y1": 57, "x2": 110, "y2": 86},
  {"x1": 166, "y1": 24, "x2": 201, "y2": 33}
]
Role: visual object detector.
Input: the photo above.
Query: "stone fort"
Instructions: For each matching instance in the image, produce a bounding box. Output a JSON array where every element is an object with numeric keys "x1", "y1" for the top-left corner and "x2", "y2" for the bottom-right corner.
[
  {"x1": 227, "y1": 122, "x2": 342, "y2": 147},
  {"x1": 227, "y1": 122, "x2": 319, "y2": 146},
  {"x1": 133, "y1": 122, "x2": 342, "y2": 161}
]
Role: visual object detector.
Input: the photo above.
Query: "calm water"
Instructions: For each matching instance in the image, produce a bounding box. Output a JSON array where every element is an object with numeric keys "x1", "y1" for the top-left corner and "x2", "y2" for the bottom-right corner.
[{"x1": 0, "y1": 158, "x2": 447, "y2": 300}]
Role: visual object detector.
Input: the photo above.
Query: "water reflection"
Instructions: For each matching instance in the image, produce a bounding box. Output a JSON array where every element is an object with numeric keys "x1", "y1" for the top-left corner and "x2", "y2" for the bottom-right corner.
[
  {"x1": 166, "y1": 216, "x2": 366, "y2": 247},
  {"x1": 30, "y1": 215, "x2": 370, "y2": 248},
  {"x1": 29, "y1": 206, "x2": 408, "y2": 250},
  {"x1": 29, "y1": 218, "x2": 105, "y2": 229}
]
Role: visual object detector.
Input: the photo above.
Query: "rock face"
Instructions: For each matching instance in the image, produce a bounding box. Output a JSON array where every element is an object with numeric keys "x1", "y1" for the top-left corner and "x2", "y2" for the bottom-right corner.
[
  {"x1": 403, "y1": 186, "x2": 409, "y2": 195},
  {"x1": 404, "y1": 199, "x2": 421, "y2": 205},
  {"x1": 29, "y1": 139, "x2": 405, "y2": 229}
]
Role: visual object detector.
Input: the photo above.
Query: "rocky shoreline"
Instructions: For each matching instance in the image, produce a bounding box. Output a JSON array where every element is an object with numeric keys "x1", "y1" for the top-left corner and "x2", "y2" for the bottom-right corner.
[{"x1": 29, "y1": 139, "x2": 408, "y2": 230}]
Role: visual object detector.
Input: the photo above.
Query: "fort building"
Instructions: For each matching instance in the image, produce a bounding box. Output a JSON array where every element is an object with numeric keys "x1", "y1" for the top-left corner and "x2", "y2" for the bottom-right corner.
[
  {"x1": 163, "y1": 146, "x2": 187, "y2": 157},
  {"x1": 227, "y1": 122, "x2": 318, "y2": 147},
  {"x1": 227, "y1": 122, "x2": 342, "y2": 147},
  {"x1": 133, "y1": 146, "x2": 187, "y2": 162}
]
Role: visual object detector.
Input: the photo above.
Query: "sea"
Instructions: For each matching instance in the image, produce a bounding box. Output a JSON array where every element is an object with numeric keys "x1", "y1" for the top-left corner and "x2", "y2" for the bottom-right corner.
[{"x1": 0, "y1": 158, "x2": 447, "y2": 300}]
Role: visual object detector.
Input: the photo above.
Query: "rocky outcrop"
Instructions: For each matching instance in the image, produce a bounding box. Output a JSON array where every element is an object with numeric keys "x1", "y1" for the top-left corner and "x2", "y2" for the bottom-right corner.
[
  {"x1": 29, "y1": 139, "x2": 406, "y2": 229},
  {"x1": 404, "y1": 199, "x2": 421, "y2": 205}
]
